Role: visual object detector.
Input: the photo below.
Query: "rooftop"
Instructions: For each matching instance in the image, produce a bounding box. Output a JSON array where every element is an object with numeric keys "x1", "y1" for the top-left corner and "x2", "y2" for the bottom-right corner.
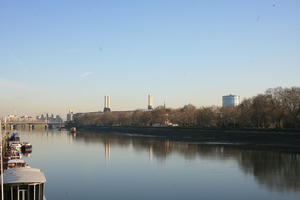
[{"x1": 3, "y1": 168, "x2": 46, "y2": 184}]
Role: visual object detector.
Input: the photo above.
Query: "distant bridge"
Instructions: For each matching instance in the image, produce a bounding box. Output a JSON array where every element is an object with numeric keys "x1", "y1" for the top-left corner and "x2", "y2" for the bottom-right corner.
[{"x1": 1, "y1": 120, "x2": 64, "y2": 130}]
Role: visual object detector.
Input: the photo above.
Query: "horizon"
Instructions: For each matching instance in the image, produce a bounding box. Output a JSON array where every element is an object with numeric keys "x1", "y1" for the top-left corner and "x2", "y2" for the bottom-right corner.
[
  {"x1": 0, "y1": 88, "x2": 293, "y2": 119},
  {"x1": 1, "y1": 0, "x2": 299, "y2": 117}
]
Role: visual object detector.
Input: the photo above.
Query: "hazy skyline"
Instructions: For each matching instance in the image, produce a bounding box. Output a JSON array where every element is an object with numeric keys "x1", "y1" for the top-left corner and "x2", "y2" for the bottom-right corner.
[{"x1": 1, "y1": 0, "x2": 300, "y2": 117}]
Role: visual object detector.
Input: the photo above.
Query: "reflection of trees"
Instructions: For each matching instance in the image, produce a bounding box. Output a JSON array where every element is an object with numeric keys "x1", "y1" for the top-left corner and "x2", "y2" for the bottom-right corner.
[
  {"x1": 73, "y1": 132, "x2": 300, "y2": 192},
  {"x1": 237, "y1": 151, "x2": 300, "y2": 192}
]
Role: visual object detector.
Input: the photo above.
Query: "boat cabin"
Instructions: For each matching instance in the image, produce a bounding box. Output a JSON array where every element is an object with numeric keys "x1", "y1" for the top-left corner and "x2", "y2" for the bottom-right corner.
[
  {"x1": 10, "y1": 133, "x2": 20, "y2": 142},
  {"x1": 3, "y1": 168, "x2": 46, "y2": 200},
  {"x1": 10, "y1": 143, "x2": 22, "y2": 152}
]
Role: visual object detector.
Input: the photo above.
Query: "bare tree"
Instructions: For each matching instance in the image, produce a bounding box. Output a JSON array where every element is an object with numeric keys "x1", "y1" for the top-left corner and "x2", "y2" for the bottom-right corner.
[{"x1": 196, "y1": 107, "x2": 218, "y2": 128}]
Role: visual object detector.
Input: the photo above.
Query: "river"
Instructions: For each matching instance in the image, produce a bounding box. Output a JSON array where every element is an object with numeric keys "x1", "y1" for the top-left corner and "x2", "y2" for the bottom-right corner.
[{"x1": 16, "y1": 129, "x2": 300, "y2": 200}]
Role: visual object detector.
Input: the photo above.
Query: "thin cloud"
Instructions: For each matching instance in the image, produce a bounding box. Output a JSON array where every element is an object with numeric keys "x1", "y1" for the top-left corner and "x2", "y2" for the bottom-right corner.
[{"x1": 80, "y1": 72, "x2": 94, "y2": 78}]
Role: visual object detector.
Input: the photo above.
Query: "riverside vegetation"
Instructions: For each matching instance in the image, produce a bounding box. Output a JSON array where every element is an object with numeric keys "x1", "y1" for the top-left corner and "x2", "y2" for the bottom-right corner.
[{"x1": 72, "y1": 87, "x2": 300, "y2": 129}]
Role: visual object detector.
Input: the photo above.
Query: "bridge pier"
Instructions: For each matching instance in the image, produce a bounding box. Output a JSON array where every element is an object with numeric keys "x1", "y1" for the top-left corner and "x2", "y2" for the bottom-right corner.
[{"x1": 15, "y1": 124, "x2": 26, "y2": 130}]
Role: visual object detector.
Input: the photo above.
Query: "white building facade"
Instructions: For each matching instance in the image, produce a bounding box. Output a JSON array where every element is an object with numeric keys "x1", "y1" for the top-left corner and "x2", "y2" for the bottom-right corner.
[{"x1": 222, "y1": 95, "x2": 240, "y2": 107}]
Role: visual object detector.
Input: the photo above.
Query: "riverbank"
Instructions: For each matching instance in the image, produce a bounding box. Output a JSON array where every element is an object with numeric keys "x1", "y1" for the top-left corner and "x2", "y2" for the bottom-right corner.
[{"x1": 71, "y1": 125, "x2": 300, "y2": 150}]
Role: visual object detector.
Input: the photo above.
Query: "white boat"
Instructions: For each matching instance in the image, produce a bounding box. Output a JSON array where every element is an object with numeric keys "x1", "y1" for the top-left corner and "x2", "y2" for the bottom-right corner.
[
  {"x1": 10, "y1": 143, "x2": 22, "y2": 151},
  {"x1": 2, "y1": 168, "x2": 46, "y2": 200}
]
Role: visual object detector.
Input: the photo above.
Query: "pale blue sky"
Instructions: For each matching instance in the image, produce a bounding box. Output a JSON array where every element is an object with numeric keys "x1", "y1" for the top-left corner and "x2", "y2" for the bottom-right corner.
[{"x1": 0, "y1": 0, "x2": 299, "y2": 117}]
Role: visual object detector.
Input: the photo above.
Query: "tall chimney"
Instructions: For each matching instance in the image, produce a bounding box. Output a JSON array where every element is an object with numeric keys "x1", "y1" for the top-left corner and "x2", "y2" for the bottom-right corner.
[
  {"x1": 107, "y1": 96, "x2": 111, "y2": 108},
  {"x1": 148, "y1": 94, "x2": 153, "y2": 110},
  {"x1": 104, "y1": 96, "x2": 111, "y2": 112}
]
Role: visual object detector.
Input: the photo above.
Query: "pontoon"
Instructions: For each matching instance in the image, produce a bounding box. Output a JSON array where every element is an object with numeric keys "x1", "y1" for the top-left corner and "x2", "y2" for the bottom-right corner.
[{"x1": 2, "y1": 168, "x2": 46, "y2": 200}]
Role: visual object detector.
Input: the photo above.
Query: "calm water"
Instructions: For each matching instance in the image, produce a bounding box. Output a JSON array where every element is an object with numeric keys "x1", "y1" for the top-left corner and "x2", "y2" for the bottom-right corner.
[{"x1": 15, "y1": 129, "x2": 300, "y2": 200}]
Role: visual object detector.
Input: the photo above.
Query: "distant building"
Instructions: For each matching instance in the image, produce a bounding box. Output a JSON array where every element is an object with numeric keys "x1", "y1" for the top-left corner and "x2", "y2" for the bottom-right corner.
[
  {"x1": 6, "y1": 115, "x2": 17, "y2": 120},
  {"x1": 67, "y1": 110, "x2": 74, "y2": 122},
  {"x1": 55, "y1": 115, "x2": 63, "y2": 123},
  {"x1": 222, "y1": 95, "x2": 240, "y2": 107}
]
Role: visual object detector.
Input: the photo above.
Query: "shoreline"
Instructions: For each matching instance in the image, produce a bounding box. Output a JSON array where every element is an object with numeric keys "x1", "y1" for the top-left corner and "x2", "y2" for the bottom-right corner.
[{"x1": 71, "y1": 125, "x2": 300, "y2": 150}]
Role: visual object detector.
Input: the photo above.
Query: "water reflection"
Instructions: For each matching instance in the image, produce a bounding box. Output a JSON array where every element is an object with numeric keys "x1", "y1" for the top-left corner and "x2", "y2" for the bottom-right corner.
[
  {"x1": 238, "y1": 151, "x2": 300, "y2": 192},
  {"x1": 73, "y1": 131, "x2": 300, "y2": 193}
]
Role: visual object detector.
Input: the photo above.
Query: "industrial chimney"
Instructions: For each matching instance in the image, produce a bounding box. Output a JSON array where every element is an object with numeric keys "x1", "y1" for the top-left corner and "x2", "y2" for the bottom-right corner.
[
  {"x1": 148, "y1": 94, "x2": 153, "y2": 110},
  {"x1": 107, "y1": 96, "x2": 110, "y2": 109},
  {"x1": 104, "y1": 96, "x2": 111, "y2": 112}
]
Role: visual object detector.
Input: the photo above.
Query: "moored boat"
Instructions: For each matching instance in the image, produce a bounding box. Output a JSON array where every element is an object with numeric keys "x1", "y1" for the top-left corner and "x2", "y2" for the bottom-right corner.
[
  {"x1": 10, "y1": 142, "x2": 22, "y2": 152},
  {"x1": 4, "y1": 151, "x2": 22, "y2": 160},
  {"x1": 21, "y1": 142, "x2": 33, "y2": 152},
  {"x1": 9, "y1": 133, "x2": 20, "y2": 142}
]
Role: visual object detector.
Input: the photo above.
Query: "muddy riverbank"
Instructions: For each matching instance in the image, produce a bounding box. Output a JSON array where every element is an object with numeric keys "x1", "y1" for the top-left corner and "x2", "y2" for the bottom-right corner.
[{"x1": 71, "y1": 126, "x2": 300, "y2": 150}]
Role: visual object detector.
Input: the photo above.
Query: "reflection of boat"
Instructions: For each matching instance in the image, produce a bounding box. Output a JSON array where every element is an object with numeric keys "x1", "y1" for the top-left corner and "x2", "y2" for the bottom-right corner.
[
  {"x1": 22, "y1": 142, "x2": 33, "y2": 152},
  {"x1": 9, "y1": 133, "x2": 20, "y2": 142},
  {"x1": 3, "y1": 168, "x2": 46, "y2": 200},
  {"x1": 70, "y1": 127, "x2": 76, "y2": 133},
  {"x1": 7, "y1": 159, "x2": 28, "y2": 169}
]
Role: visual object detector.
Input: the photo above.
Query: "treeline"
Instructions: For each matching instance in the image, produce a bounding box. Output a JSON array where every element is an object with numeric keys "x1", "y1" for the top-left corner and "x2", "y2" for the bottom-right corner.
[{"x1": 73, "y1": 87, "x2": 300, "y2": 129}]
